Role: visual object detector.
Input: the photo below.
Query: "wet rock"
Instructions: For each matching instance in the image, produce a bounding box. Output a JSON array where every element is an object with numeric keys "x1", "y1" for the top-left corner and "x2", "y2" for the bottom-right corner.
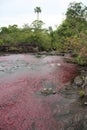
[
  {"x1": 35, "y1": 55, "x2": 42, "y2": 58},
  {"x1": 82, "y1": 76, "x2": 87, "y2": 88},
  {"x1": 74, "y1": 76, "x2": 83, "y2": 87},
  {"x1": 84, "y1": 102, "x2": 87, "y2": 105},
  {"x1": 40, "y1": 88, "x2": 57, "y2": 95},
  {"x1": 57, "y1": 63, "x2": 61, "y2": 66},
  {"x1": 74, "y1": 113, "x2": 83, "y2": 122},
  {"x1": 42, "y1": 81, "x2": 56, "y2": 89},
  {"x1": 80, "y1": 70, "x2": 85, "y2": 74},
  {"x1": 72, "y1": 83, "x2": 78, "y2": 89},
  {"x1": 37, "y1": 51, "x2": 47, "y2": 55},
  {"x1": 85, "y1": 88, "x2": 87, "y2": 96},
  {"x1": 80, "y1": 95, "x2": 87, "y2": 106},
  {"x1": 83, "y1": 120, "x2": 87, "y2": 130},
  {"x1": 67, "y1": 127, "x2": 74, "y2": 130},
  {"x1": 52, "y1": 90, "x2": 57, "y2": 94},
  {"x1": 49, "y1": 51, "x2": 56, "y2": 55}
]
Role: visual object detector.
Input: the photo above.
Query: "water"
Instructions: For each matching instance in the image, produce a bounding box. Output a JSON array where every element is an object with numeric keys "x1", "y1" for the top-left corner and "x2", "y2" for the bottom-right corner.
[{"x1": 0, "y1": 54, "x2": 85, "y2": 130}]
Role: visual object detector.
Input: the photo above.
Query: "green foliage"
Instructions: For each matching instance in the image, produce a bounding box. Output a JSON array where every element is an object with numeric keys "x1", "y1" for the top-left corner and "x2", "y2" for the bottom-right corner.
[
  {"x1": 31, "y1": 20, "x2": 44, "y2": 31},
  {"x1": 54, "y1": 2, "x2": 87, "y2": 65},
  {"x1": 79, "y1": 90, "x2": 85, "y2": 98},
  {"x1": 8, "y1": 46, "x2": 18, "y2": 52},
  {"x1": 0, "y1": 27, "x2": 9, "y2": 34},
  {"x1": 3, "y1": 35, "x2": 14, "y2": 44},
  {"x1": 0, "y1": 39, "x2": 4, "y2": 45},
  {"x1": 75, "y1": 56, "x2": 87, "y2": 65},
  {"x1": 56, "y1": 2, "x2": 87, "y2": 41},
  {"x1": 66, "y1": 2, "x2": 87, "y2": 20},
  {"x1": 0, "y1": 22, "x2": 53, "y2": 52},
  {"x1": 0, "y1": 2, "x2": 87, "y2": 57}
]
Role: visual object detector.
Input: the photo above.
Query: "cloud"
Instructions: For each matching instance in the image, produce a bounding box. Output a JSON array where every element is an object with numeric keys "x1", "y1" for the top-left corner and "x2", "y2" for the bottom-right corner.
[
  {"x1": 0, "y1": 0, "x2": 87, "y2": 28},
  {"x1": 40, "y1": 14, "x2": 65, "y2": 28}
]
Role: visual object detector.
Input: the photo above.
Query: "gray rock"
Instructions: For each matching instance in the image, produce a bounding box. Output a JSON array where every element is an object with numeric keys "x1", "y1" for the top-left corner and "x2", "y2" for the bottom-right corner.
[
  {"x1": 67, "y1": 127, "x2": 74, "y2": 130},
  {"x1": 40, "y1": 88, "x2": 57, "y2": 95},
  {"x1": 84, "y1": 102, "x2": 87, "y2": 105},
  {"x1": 82, "y1": 76, "x2": 87, "y2": 88},
  {"x1": 72, "y1": 83, "x2": 78, "y2": 89},
  {"x1": 74, "y1": 76, "x2": 83, "y2": 87}
]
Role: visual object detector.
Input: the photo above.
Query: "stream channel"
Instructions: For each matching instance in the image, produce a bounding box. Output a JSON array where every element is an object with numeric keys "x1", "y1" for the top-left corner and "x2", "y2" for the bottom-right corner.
[{"x1": 0, "y1": 54, "x2": 86, "y2": 130}]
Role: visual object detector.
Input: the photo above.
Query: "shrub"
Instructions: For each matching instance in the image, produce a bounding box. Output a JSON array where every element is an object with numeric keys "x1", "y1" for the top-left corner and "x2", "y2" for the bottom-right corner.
[{"x1": 79, "y1": 90, "x2": 85, "y2": 98}]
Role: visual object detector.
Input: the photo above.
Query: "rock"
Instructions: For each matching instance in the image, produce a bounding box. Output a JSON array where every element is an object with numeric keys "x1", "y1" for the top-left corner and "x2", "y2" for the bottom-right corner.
[
  {"x1": 37, "y1": 51, "x2": 47, "y2": 55},
  {"x1": 50, "y1": 64, "x2": 55, "y2": 67},
  {"x1": 84, "y1": 102, "x2": 87, "y2": 105},
  {"x1": 57, "y1": 63, "x2": 61, "y2": 66},
  {"x1": 67, "y1": 127, "x2": 74, "y2": 130},
  {"x1": 50, "y1": 51, "x2": 56, "y2": 55},
  {"x1": 52, "y1": 91, "x2": 56, "y2": 94},
  {"x1": 72, "y1": 83, "x2": 78, "y2": 89},
  {"x1": 74, "y1": 76, "x2": 83, "y2": 87},
  {"x1": 40, "y1": 88, "x2": 57, "y2": 95},
  {"x1": 82, "y1": 76, "x2": 87, "y2": 88},
  {"x1": 43, "y1": 88, "x2": 47, "y2": 91},
  {"x1": 80, "y1": 70, "x2": 85, "y2": 74},
  {"x1": 84, "y1": 88, "x2": 87, "y2": 96},
  {"x1": 48, "y1": 88, "x2": 53, "y2": 91}
]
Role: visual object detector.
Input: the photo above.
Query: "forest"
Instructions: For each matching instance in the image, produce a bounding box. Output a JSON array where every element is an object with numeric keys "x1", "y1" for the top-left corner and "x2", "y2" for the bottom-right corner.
[{"x1": 0, "y1": 2, "x2": 87, "y2": 65}]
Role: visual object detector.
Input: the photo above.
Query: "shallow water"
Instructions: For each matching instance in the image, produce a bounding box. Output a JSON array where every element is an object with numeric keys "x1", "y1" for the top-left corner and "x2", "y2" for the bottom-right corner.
[{"x1": 0, "y1": 54, "x2": 85, "y2": 130}]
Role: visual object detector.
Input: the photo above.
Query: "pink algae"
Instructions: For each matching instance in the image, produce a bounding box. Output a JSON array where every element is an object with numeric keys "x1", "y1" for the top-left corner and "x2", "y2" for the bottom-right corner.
[{"x1": 0, "y1": 54, "x2": 78, "y2": 130}]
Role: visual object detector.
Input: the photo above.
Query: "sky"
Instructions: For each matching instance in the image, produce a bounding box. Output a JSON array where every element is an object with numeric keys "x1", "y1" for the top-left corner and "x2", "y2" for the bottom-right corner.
[{"x1": 0, "y1": 0, "x2": 87, "y2": 29}]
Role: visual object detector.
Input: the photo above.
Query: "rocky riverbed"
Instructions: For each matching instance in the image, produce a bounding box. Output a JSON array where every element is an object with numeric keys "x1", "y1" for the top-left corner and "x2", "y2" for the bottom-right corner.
[{"x1": 0, "y1": 54, "x2": 87, "y2": 130}]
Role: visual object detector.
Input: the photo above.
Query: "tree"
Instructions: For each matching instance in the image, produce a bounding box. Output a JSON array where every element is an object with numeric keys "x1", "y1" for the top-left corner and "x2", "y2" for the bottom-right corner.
[
  {"x1": 0, "y1": 27, "x2": 9, "y2": 34},
  {"x1": 66, "y1": 2, "x2": 87, "y2": 20},
  {"x1": 31, "y1": 20, "x2": 44, "y2": 31},
  {"x1": 56, "y1": 2, "x2": 87, "y2": 41},
  {"x1": 34, "y1": 6, "x2": 41, "y2": 20},
  {"x1": 66, "y1": 2, "x2": 87, "y2": 37},
  {"x1": 54, "y1": 2, "x2": 87, "y2": 55},
  {"x1": 48, "y1": 26, "x2": 54, "y2": 49}
]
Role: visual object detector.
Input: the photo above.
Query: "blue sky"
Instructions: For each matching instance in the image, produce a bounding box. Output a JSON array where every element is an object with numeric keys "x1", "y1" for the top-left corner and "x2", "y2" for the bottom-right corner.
[{"x1": 0, "y1": 0, "x2": 87, "y2": 29}]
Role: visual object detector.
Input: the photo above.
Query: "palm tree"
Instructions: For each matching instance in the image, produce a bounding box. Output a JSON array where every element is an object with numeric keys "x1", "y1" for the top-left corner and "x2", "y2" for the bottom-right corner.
[{"x1": 34, "y1": 6, "x2": 41, "y2": 20}]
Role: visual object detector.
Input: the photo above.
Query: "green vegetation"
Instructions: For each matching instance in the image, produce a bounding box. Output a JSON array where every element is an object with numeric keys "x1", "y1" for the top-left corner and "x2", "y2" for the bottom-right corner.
[
  {"x1": 55, "y1": 2, "x2": 87, "y2": 65},
  {"x1": 0, "y1": 2, "x2": 87, "y2": 65},
  {"x1": 79, "y1": 90, "x2": 85, "y2": 98}
]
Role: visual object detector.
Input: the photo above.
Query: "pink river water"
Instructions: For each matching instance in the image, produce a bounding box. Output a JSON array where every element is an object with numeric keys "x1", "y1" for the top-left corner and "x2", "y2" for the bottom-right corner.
[{"x1": 0, "y1": 54, "x2": 78, "y2": 130}]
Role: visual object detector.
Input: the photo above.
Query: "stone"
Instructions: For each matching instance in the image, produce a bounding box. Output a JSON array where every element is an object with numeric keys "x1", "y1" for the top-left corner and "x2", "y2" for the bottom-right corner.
[
  {"x1": 74, "y1": 76, "x2": 83, "y2": 87},
  {"x1": 40, "y1": 88, "x2": 57, "y2": 95},
  {"x1": 52, "y1": 90, "x2": 56, "y2": 94},
  {"x1": 43, "y1": 88, "x2": 47, "y2": 91},
  {"x1": 85, "y1": 88, "x2": 87, "y2": 96},
  {"x1": 48, "y1": 88, "x2": 53, "y2": 91},
  {"x1": 81, "y1": 76, "x2": 87, "y2": 88},
  {"x1": 67, "y1": 127, "x2": 74, "y2": 130},
  {"x1": 84, "y1": 102, "x2": 87, "y2": 105},
  {"x1": 57, "y1": 63, "x2": 61, "y2": 66},
  {"x1": 71, "y1": 83, "x2": 78, "y2": 89}
]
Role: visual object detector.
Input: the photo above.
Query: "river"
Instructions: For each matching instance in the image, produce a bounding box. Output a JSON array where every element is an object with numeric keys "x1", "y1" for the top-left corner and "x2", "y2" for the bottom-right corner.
[{"x1": 0, "y1": 54, "x2": 85, "y2": 130}]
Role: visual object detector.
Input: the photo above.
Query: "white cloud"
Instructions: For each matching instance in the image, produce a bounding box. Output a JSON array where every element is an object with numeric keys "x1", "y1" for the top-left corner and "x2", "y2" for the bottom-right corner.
[
  {"x1": 0, "y1": 15, "x2": 35, "y2": 27},
  {"x1": 0, "y1": 13, "x2": 65, "y2": 29},
  {"x1": 41, "y1": 14, "x2": 65, "y2": 28},
  {"x1": 0, "y1": 0, "x2": 87, "y2": 28}
]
